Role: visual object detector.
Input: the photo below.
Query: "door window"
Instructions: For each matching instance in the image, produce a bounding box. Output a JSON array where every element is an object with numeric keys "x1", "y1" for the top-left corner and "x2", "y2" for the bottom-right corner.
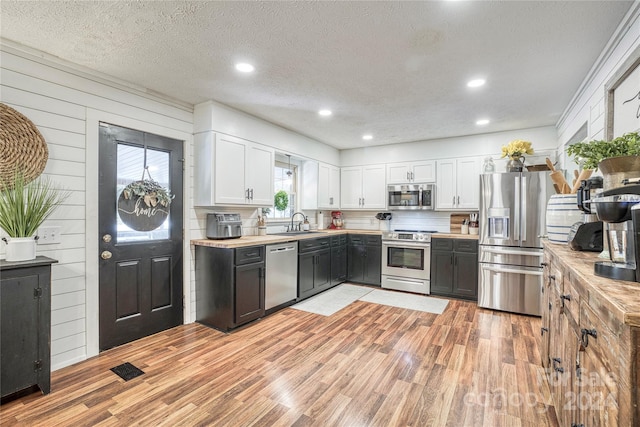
[{"x1": 116, "y1": 143, "x2": 170, "y2": 242}]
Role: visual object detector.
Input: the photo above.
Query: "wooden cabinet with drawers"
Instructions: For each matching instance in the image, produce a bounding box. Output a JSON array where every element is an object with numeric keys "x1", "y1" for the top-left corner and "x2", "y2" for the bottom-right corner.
[{"x1": 541, "y1": 243, "x2": 639, "y2": 427}]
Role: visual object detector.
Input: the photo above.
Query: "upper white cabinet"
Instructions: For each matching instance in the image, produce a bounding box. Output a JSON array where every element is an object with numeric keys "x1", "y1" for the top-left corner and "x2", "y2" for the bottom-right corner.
[
  {"x1": 340, "y1": 165, "x2": 386, "y2": 209},
  {"x1": 435, "y1": 157, "x2": 480, "y2": 210},
  {"x1": 386, "y1": 160, "x2": 436, "y2": 184},
  {"x1": 318, "y1": 163, "x2": 340, "y2": 209},
  {"x1": 194, "y1": 132, "x2": 274, "y2": 206}
]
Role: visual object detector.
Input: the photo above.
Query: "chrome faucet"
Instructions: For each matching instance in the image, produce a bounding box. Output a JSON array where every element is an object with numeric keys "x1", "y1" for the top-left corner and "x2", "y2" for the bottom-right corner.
[{"x1": 290, "y1": 212, "x2": 306, "y2": 231}]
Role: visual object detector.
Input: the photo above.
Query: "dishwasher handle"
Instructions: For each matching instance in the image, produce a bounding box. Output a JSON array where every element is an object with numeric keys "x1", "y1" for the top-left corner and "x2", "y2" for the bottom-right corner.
[{"x1": 269, "y1": 246, "x2": 297, "y2": 253}]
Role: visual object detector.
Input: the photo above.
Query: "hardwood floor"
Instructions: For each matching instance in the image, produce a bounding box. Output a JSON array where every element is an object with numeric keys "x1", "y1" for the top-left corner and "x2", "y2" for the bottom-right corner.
[{"x1": 1, "y1": 297, "x2": 558, "y2": 426}]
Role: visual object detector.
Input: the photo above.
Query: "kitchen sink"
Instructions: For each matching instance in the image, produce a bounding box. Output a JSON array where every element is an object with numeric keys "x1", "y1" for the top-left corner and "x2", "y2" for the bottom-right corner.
[{"x1": 269, "y1": 231, "x2": 326, "y2": 236}]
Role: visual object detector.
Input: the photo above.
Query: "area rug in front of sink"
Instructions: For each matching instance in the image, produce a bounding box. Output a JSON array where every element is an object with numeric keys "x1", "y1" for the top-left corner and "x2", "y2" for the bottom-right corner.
[
  {"x1": 291, "y1": 284, "x2": 448, "y2": 316},
  {"x1": 291, "y1": 284, "x2": 372, "y2": 316}
]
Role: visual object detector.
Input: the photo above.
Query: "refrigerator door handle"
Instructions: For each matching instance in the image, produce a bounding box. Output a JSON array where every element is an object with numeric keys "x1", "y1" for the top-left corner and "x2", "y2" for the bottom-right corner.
[
  {"x1": 521, "y1": 176, "x2": 527, "y2": 242},
  {"x1": 514, "y1": 176, "x2": 520, "y2": 241},
  {"x1": 482, "y1": 265, "x2": 543, "y2": 276},
  {"x1": 481, "y1": 247, "x2": 543, "y2": 257}
]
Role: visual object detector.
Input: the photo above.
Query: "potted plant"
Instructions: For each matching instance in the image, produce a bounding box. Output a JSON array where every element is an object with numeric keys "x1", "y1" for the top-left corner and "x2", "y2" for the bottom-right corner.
[
  {"x1": 566, "y1": 131, "x2": 640, "y2": 189},
  {"x1": 0, "y1": 173, "x2": 69, "y2": 261}
]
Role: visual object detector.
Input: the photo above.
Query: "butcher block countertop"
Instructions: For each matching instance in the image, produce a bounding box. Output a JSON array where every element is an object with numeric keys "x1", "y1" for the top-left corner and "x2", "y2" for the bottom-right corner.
[
  {"x1": 191, "y1": 229, "x2": 381, "y2": 249},
  {"x1": 432, "y1": 233, "x2": 479, "y2": 240},
  {"x1": 543, "y1": 241, "x2": 640, "y2": 328}
]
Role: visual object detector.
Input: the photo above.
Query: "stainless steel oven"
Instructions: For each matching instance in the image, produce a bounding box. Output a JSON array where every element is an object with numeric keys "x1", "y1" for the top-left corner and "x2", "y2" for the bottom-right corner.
[
  {"x1": 381, "y1": 230, "x2": 434, "y2": 294},
  {"x1": 387, "y1": 184, "x2": 434, "y2": 210}
]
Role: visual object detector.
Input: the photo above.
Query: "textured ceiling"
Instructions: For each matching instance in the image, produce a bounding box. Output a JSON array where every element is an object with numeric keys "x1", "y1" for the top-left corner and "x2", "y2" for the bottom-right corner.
[{"x1": 0, "y1": 1, "x2": 634, "y2": 149}]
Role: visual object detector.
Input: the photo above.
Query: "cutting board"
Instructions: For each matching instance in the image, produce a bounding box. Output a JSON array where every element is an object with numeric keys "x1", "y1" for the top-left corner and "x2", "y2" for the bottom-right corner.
[{"x1": 450, "y1": 213, "x2": 475, "y2": 234}]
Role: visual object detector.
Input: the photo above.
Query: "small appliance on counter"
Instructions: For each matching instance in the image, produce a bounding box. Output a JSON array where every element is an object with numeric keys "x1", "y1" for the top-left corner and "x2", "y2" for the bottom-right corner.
[
  {"x1": 567, "y1": 177, "x2": 603, "y2": 252},
  {"x1": 591, "y1": 184, "x2": 640, "y2": 282},
  {"x1": 329, "y1": 211, "x2": 344, "y2": 229},
  {"x1": 206, "y1": 213, "x2": 243, "y2": 239}
]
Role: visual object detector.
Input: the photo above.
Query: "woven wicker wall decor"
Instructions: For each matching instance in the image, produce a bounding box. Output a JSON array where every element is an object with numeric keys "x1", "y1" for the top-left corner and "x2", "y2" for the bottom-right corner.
[{"x1": 0, "y1": 103, "x2": 49, "y2": 189}]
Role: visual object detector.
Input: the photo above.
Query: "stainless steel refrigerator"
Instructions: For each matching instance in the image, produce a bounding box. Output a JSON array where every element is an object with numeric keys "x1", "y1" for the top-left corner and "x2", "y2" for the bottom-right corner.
[{"x1": 478, "y1": 171, "x2": 554, "y2": 316}]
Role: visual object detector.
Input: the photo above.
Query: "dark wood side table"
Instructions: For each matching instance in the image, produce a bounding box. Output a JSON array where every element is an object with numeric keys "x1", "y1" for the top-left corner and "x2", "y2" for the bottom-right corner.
[{"x1": 1, "y1": 256, "x2": 57, "y2": 402}]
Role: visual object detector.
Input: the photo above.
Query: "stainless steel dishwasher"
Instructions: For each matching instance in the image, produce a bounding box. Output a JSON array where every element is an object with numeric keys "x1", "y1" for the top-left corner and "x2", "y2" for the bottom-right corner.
[{"x1": 265, "y1": 241, "x2": 298, "y2": 310}]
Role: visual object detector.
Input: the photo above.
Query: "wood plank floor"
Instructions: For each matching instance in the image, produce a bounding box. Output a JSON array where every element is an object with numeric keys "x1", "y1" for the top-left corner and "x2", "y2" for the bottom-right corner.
[{"x1": 1, "y1": 297, "x2": 559, "y2": 426}]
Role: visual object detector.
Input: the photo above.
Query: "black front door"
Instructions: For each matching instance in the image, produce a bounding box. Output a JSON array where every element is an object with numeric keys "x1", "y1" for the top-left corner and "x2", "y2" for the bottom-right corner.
[{"x1": 98, "y1": 123, "x2": 183, "y2": 351}]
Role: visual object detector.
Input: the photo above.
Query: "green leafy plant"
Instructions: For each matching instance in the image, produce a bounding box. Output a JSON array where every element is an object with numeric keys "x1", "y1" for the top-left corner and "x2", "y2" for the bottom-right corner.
[
  {"x1": 0, "y1": 173, "x2": 70, "y2": 238},
  {"x1": 566, "y1": 131, "x2": 640, "y2": 170},
  {"x1": 274, "y1": 190, "x2": 289, "y2": 211}
]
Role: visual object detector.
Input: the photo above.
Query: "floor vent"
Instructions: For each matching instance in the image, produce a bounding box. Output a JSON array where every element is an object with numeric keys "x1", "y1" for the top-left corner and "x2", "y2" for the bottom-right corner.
[{"x1": 110, "y1": 362, "x2": 145, "y2": 381}]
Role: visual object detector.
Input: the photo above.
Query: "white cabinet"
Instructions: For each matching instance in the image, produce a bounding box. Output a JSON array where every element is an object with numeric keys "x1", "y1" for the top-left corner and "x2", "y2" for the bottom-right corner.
[
  {"x1": 318, "y1": 163, "x2": 340, "y2": 209},
  {"x1": 386, "y1": 160, "x2": 436, "y2": 184},
  {"x1": 436, "y1": 158, "x2": 480, "y2": 210},
  {"x1": 340, "y1": 165, "x2": 386, "y2": 209},
  {"x1": 194, "y1": 132, "x2": 274, "y2": 206}
]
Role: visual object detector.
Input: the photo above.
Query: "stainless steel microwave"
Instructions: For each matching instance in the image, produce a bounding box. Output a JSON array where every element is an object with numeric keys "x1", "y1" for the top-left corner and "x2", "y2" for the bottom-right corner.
[{"x1": 387, "y1": 184, "x2": 435, "y2": 210}]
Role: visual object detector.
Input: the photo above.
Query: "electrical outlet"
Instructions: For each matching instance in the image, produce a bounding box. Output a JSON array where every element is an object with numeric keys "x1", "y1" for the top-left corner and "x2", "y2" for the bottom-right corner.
[{"x1": 37, "y1": 226, "x2": 61, "y2": 244}]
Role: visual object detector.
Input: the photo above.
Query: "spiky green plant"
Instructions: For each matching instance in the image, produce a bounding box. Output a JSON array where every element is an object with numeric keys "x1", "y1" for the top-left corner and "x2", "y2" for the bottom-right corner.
[{"x1": 0, "y1": 173, "x2": 70, "y2": 238}]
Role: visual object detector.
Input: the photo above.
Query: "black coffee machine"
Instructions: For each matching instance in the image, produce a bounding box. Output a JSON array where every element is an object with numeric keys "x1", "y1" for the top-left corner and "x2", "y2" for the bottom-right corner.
[
  {"x1": 591, "y1": 184, "x2": 640, "y2": 282},
  {"x1": 567, "y1": 177, "x2": 603, "y2": 252}
]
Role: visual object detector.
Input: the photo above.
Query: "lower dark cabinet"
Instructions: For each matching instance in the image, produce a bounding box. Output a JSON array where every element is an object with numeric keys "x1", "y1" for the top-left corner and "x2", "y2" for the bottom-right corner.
[
  {"x1": 298, "y1": 237, "x2": 331, "y2": 300},
  {"x1": 347, "y1": 234, "x2": 381, "y2": 286},
  {"x1": 1, "y1": 257, "x2": 57, "y2": 400},
  {"x1": 195, "y1": 245, "x2": 265, "y2": 331},
  {"x1": 330, "y1": 235, "x2": 347, "y2": 287},
  {"x1": 430, "y1": 238, "x2": 478, "y2": 300}
]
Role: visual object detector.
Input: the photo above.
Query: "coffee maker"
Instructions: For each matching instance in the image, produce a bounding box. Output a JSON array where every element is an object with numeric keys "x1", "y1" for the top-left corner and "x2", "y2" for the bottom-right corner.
[
  {"x1": 591, "y1": 185, "x2": 640, "y2": 282},
  {"x1": 633, "y1": 204, "x2": 640, "y2": 282},
  {"x1": 568, "y1": 177, "x2": 603, "y2": 251}
]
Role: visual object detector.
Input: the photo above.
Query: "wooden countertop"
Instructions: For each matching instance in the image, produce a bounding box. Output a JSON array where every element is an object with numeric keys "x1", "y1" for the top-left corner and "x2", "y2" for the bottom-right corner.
[
  {"x1": 543, "y1": 241, "x2": 640, "y2": 327},
  {"x1": 191, "y1": 229, "x2": 381, "y2": 249},
  {"x1": 432, "y1": 233, "x2": 479, "y2": 240}
]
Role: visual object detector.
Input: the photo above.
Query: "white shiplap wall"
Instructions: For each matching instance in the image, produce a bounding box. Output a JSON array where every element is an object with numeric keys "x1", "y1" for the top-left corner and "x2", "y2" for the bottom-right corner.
[
  {"x1": 556, "y1": 4, "x2": 640, "y2": 161},
  {"x1": 1, "y1": 43, "x2": 195, "y2": 370}
]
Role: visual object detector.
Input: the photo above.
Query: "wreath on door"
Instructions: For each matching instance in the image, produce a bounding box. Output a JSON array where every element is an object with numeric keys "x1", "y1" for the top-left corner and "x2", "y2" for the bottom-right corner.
[
  {"x1": 118, "y1": 166, "x2": 174, "y2": 232},
  {"x1": 274, "y1": 190, "x2": 289, "y2": 212}
]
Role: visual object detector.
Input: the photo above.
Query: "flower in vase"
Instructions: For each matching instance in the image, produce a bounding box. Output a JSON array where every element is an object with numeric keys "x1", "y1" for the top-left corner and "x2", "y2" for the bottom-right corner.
[{"x1": 501, "y1": 139, "x2": 534, "y2": 159}]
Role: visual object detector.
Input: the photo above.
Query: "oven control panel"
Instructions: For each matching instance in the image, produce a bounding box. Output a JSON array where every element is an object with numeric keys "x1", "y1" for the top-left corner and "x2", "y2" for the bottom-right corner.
[{"x1": 382, "y1": 231, "x2": 433, "y2": 242}]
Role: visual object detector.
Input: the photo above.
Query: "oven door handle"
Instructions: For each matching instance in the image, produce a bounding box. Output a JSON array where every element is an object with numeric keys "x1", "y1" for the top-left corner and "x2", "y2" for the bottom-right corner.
[
  {"x1": 481, "y1": 265, "x2": 543, "y2": 276},
  {"x1": 382, "y1": 241, "x2": 431, "y2": 248}
]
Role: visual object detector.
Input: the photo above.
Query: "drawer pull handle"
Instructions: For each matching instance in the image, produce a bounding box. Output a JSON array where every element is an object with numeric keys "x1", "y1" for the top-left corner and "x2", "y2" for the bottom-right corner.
[
  {"x1": 541, "y1": 327, "x2": 549, "y2": 335},
  {"x1": 580, "y1": 328, "x2": 597, "y2": 347},
  {"x1": 549, "y1": 274, "x2": 556, "y2": 281},
  {"x1": 540, "y1": 262, "x2": 548, "y2": 267},
  {"x1": 560, "y1": 294, "x2": 571, "y2": 304},
  {"x1": 554, "y1": 366, "x2": 564, "y2": 373}
]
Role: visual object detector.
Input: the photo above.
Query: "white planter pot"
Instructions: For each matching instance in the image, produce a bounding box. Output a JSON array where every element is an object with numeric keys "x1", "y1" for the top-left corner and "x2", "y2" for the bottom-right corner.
[
  {"x1": 546, "y1": 194, "x2": 582, "y2": 244},
  {"x1": 3, "y1": 237, "x2": 37, "y2": 262}
]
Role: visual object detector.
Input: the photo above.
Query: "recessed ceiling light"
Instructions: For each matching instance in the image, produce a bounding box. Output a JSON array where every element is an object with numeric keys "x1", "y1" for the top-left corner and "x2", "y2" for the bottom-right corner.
[
  {"x1": 235, "y1": 62, "x2": 255, "y2": 73},
  {"x1": 476, "y1": 119, "x2": 490, "y2": 125},
  {"x1": 362, "y1": 134, "x2": 373, "y2": 140},
  {"x1": 467, "y1": 79, "x2": 486, "y2": 88},
  {"x1": 318, "y1": 109, "x2": 332, "y2": 116}
]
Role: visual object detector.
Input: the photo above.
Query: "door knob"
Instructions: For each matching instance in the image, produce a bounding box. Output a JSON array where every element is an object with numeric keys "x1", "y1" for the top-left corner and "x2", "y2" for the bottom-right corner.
[{"x1": 101, "y1": 251, "x2": 112, "y2": 260}]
